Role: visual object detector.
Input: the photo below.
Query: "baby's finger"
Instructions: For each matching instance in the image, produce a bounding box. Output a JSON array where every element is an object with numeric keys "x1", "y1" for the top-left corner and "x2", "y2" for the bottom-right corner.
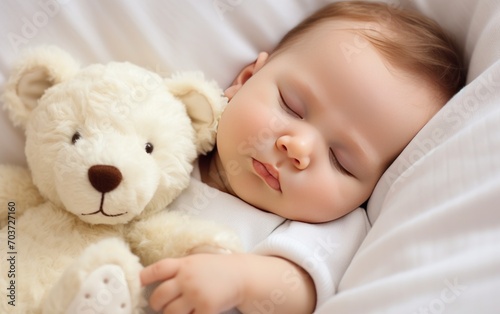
[
  {"x1": 149, "y1": 279, "x2": 182, "y2": 312},
  {"x1": 140, "y1": 258, "x2": 179, "y2": 286},
  {"x1": 161, "y1": 294, "x2": 193, "y2": 314}
]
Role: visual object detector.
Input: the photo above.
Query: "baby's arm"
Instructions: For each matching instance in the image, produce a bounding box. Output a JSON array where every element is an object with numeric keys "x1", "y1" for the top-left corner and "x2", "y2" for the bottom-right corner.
[{"x1": 140, "y1": 253, "x2": 315, "y2": 314}]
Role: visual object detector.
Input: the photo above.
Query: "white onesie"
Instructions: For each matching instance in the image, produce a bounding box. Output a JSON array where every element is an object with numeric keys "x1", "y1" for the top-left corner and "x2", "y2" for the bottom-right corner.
[{"x1": 161, "y1": 161, "x2": 371, "y2": 313}]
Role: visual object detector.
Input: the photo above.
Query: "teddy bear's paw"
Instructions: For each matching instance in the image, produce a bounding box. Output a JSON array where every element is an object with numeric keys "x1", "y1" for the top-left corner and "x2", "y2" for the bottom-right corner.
[{"x1": 66, "y1": 264, "x2": 132, "y2": 314}]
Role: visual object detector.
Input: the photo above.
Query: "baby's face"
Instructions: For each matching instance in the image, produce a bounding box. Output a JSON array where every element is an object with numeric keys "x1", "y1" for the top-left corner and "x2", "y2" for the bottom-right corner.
[{"x1": 216, "y1": 20, "x2": 441, "y2": 223}]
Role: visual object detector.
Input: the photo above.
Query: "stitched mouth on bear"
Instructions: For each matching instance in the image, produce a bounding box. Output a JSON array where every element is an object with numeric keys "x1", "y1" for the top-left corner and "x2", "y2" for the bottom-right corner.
[
  {"x1": 82, "y1": 193, "x2": 128, "y2": 217},
  {"x1": 82, "y1": 164, "x2": 128, "y2": 217}
]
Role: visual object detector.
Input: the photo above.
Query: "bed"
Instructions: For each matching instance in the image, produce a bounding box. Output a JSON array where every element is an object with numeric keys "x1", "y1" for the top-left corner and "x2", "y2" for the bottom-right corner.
[{"x1": 1, "y1": 0, "x2": 499, "y2": 312}]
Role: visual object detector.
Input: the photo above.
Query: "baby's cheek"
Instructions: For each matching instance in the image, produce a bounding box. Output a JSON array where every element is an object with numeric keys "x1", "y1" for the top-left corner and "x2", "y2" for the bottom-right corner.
[{"x1": 302, "y1": 173, "x2": 353, "y2": 222}]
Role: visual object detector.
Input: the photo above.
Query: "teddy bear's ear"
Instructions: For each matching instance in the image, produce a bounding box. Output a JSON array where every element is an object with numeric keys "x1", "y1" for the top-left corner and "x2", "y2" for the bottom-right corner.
[
  {"x1": 2, "y1": 45, "x2": 80, "y2": 128},
  {"x1": 165, "y1": 72, "x2": 228, "y2": 155}
]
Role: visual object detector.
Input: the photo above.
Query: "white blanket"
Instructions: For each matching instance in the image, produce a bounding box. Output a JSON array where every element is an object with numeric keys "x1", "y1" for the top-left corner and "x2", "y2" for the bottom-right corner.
[{"x1": 1, "y1": 0, "x2": 499, "y2": 312}]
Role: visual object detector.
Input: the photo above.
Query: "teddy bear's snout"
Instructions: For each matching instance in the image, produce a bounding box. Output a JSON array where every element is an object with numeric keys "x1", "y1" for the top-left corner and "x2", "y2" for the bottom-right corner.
[{"x1": 88, "y1": 165, "x2": 123, "y2": 193}]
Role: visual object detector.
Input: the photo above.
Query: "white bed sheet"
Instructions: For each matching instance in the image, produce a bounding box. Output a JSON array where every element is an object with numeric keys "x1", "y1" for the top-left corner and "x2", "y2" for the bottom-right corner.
[{"x1": 1, "y1": 0, "x2": 499, "y2": 312}]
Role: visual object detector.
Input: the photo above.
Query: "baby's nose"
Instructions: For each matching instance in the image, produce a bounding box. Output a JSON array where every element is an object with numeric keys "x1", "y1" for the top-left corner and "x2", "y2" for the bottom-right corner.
[
  {"x1": 276, "y1": 135, "x2": 312, "y2": 170},
  {"x1": 88, "y1": 165, "x2": 123, "y2": 193}
]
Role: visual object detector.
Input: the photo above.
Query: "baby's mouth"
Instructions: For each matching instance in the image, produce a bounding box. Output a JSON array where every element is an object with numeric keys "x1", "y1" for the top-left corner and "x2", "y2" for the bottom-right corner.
[{"x1": 252, "y1": 159, "x2": 281, "y2": 191}]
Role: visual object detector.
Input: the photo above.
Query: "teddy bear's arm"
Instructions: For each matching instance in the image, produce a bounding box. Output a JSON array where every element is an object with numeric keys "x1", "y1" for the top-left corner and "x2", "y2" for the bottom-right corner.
[
  {"x1": 0, "y1": 164, "x2": 44, "y2": 228},
  {"x1": 127, "y1": 210, "x2": 242, "y2": 266}
]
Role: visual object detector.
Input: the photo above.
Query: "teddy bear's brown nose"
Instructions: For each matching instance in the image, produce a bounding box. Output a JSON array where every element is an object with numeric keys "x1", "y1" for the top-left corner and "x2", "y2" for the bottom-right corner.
[{"x1": 88, "y1": 165, "x2": 123, "y2": 193}]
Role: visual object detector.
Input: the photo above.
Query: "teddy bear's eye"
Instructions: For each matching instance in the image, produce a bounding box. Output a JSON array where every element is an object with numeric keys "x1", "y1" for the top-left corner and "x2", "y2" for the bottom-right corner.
[
  {"x1": 71, "y1": 132, "x2": 81, "y2": 144},
  {"x1": 145, "y1": 142, "x2": 154, "y2": 154}
]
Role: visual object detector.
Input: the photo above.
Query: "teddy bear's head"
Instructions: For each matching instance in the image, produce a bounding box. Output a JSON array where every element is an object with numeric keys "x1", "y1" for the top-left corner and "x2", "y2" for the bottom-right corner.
[{"x1": 2, "y1": 46, "x2": 226, "y2": 225}]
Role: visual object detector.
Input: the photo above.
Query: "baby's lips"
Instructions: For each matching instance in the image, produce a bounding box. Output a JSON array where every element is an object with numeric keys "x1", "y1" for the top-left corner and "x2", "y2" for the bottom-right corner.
[{"x1": 252, "y1": 159, "x2": 281, "y2": 191}]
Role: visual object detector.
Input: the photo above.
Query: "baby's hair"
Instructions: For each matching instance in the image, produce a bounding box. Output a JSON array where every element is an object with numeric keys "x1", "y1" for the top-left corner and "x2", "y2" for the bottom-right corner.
[{"x1": 273, "y1": 1, "x2": 466, "y2": 102}]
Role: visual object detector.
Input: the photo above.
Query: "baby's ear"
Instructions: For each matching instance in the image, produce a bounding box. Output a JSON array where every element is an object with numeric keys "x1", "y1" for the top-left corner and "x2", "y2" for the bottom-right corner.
[
  {"x1": 2, "y1": 45, "x2": 80, "y2": 128},
  {"x1": 165, "y1": 72, "x2": 228, "y2": 155}
]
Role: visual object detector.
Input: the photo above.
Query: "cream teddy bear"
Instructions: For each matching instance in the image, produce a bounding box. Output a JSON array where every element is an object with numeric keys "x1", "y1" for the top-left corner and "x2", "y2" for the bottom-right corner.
[{"x1": 0, "y1": 46, "x2": 241, "y2": 314}]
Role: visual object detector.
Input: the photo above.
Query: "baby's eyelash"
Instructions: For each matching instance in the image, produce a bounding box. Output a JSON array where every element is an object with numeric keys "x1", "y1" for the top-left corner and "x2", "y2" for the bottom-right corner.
[
  {"x1": 279, "y1": 90, "x2": 302, "y2": 119},
  {"x1": 329, "y1": 148, "x2": 352, "y2": 176}
]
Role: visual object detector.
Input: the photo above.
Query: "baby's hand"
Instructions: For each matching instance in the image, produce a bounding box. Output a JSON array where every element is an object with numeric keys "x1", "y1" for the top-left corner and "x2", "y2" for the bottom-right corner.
[{"x1": 140, "y1": 254, "x2": 245, "y2": 314}]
